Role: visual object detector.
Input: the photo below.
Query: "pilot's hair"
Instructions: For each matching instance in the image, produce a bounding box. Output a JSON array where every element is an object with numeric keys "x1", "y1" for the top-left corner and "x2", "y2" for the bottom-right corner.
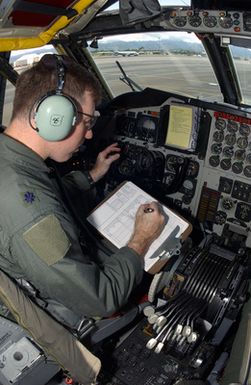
[{"x1": 11, "y1": 54, "x2": 102, "y2": 121}]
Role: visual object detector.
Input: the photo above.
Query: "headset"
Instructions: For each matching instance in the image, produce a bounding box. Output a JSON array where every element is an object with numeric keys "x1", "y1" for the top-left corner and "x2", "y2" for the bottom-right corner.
[{"x1": 32, "y1": 55, "x2": 78, "y2": 142}]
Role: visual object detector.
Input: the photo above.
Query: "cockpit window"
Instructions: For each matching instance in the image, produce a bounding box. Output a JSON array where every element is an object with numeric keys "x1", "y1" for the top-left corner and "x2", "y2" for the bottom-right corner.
[
  {"x1": 88, "y1": 31, "x2": 223, "y2": 102},
  {"x1": 3, "y1": 45, "x2": 56, "y2": 126},
  {"x1": 229, "y1": 44, "x2": 251, "y2": 105},
  {"x1": 104, "y1": 0, "x2": 191, "y2": 11}
]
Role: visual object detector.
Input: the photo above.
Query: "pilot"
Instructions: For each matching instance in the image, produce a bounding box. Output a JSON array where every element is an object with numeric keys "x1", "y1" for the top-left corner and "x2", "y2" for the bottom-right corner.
[{"x1": 0, "y1": 54, "x2": 165, "y2": 330}]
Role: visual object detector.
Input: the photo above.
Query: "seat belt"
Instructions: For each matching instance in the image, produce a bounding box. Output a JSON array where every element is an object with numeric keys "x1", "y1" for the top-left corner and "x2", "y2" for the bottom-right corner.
[{"x1": 0, "y1": 269, "x2": 101, "y2": 385}]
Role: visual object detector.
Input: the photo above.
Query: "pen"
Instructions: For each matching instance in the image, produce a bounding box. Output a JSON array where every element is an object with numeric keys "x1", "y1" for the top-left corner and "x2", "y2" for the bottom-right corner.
[{"x1": 144, "y1": 207, "x2": 154, "y2": 213}]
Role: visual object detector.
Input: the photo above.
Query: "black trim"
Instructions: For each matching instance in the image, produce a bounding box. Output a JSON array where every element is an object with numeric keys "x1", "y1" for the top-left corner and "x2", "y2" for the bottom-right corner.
[
  {"x1": 202, "y1": 35, "x2": 239, "y2": 105},
  {"x1": 13, "y1": 1, "x2": 78, "y2": 19}
]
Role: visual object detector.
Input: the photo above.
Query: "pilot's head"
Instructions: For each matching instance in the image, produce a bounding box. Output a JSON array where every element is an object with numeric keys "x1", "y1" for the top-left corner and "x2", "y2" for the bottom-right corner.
[{"x1": 10, "y1": 54, "x2": 102, "y2": 161}]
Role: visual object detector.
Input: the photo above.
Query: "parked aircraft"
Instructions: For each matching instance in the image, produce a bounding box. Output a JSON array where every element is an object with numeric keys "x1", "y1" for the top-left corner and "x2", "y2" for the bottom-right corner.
[{"x1": 113, "y1": 50, "x2": 139, "y2": 56}]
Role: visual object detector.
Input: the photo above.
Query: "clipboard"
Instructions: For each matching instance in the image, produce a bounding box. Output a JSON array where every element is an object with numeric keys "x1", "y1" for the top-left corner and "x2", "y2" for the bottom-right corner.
[{"x1": 87, "y1": 181, "x2": 192, "y2": 273}]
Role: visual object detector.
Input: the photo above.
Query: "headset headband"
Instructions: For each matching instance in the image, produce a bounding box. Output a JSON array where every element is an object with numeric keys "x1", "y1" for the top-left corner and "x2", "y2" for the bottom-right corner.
[{"x1": 55, "y1": 55, "x2": 65, "y2": 94}]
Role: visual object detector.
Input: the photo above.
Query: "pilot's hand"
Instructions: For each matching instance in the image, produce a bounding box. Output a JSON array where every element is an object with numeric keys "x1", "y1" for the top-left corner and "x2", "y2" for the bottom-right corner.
[
  {"x1": 128, "y1": 201, "x2": 166, "y2": 256},
  {"x1": 89, "y1": 143, "x2": 121, "y2": 182}
]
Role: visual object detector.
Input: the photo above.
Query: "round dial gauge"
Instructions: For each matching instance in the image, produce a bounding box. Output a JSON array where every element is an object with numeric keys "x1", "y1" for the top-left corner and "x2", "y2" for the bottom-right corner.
[
  {"x1": 182, "y1": 178, "x2": 195, "y2": 194},
  {"x1": 219, "y1": 16, "x2": 234, "y2": 29},
  {"x1": 213, "y1": 131, "x2": 224, "y2": 142},
  {"x1": 234, "y1": 149, "x2": 246, "y2": 161},
  {"x1": 164, "y1": 173, "x2": 175, "y2": 187},
  {"x1": 118, "y1": 159, "x2": 135, "y2": 177},
  {"x1": 237, "y1": 137, "x2": 248, "y2": 149},
  {"x1": 204, "y1": 15, "x2": 217, "y2": 28},
  {"x1": 225, "y1": 134, "x2": 236, "y2": 146},
  {"x1": 189, "y1": 15, "x2": 202, "y2": 27},
  {"x1": 182, "y1": 195, "x2": 192, "y2": 205},
  {"x1": 187, "y1": 160, "x2": 199, "y2": 177},
  {"x1": 239, "y1": 124, "x2": 251, "y2": 136},
  {"x1": 246, "y1": 153, "x2": 251, "y2": 164},
  {"x1": 211, "y1": 143, "x2": 222, "y2": 154},
  {"x1": 222, "y1": 197, "x2": 234, "y2": 210},
  {"x1": 227, "y1": 120, "x2": 238, "y2": 133},
  {"x1": 232, "y1": 162, "x2": 243, "y2": 174},
  {"x1": 137, "y1": 116, "x2": 156, "y2": 141},
  {"x1": 166, "y1": 155, "x2": 180, "y2": 172},
  {"x1": 220, "y1": 158, "x2": 231, "y2": 170},
  {"x1": 244, "y1": 165, "x2": 251, "y2": 178},
  {"x1": 174, "y1": 16, "x2": 187, "y2": 27},
  {"x1": 214, "y1": 211, "x2": 227, "y2": 225},
  {"x1": 209, "y1": 155, "x2": 220, "y2": 167},
  {"x1": 223, "y1": 146, "x2": 234, "y2": 158},
  {"x1": 215, "y1": 118, "x2": 226, "y2": 130}
]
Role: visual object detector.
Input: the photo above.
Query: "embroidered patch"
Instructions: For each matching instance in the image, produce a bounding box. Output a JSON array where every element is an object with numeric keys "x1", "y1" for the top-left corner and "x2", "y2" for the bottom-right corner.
[
  {"x1": 23, "y1": 191, "x2": 35, "y2": 204},
  {"x1": 23, "y1": 214, "x2": 71, "y2": 266}
]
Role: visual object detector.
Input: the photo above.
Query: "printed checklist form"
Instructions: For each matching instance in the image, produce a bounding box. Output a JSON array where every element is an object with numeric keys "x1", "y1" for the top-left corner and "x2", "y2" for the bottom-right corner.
[{"x1": 87, "y1": 181, "x2": 192, "y2": 272}]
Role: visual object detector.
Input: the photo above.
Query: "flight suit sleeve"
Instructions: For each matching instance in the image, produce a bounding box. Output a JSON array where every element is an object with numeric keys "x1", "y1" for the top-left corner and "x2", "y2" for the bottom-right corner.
[
  {"x1": 62, "y1": 170, "x2": 94, "y2": 192},
  {"x1": 10, "y1": 211, "x2": 143, "y2": 318},
  {"x1": 61, "y1": 170, "x2": 98, "y2": 216}
]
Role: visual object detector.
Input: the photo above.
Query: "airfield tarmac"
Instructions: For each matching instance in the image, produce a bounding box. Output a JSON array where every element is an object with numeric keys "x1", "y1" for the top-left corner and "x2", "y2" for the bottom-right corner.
[{"x1": 3, "y1": 54, "x2": 251, "y2": 126}]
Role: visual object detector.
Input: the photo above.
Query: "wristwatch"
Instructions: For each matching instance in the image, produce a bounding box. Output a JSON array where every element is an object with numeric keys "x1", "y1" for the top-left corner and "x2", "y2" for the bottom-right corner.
[{"x1": 85, "y1": 170, "x2": 95, "y2": 187}]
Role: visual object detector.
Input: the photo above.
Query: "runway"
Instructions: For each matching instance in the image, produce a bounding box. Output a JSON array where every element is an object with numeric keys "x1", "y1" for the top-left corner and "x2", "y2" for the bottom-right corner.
[
  {"x1": 3, "y1": 54, "x2": 251, "y2": 125},
  {"x1": 94, "y1": 55, "x2": 222, "y2": 99}
]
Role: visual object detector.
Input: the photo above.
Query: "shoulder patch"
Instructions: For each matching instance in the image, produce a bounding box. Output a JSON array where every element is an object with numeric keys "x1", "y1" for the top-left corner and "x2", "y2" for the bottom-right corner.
[{"x1": 23, "y1": 214, "x2": 71, "y2": 266}]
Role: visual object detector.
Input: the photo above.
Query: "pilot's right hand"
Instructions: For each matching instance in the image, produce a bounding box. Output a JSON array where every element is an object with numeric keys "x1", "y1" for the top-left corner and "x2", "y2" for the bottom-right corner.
[{"x1": 127, "y1": 201, "x2": 165, "y2": 257}]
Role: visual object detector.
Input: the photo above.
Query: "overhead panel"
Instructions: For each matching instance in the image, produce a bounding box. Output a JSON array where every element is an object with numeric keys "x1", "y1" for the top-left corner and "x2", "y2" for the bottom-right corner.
[{"x1": 0, "y1": 0, "x2": 96, "y2": 51}]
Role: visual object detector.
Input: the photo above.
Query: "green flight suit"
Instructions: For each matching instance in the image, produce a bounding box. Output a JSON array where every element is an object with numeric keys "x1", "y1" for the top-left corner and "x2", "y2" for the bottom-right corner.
[{"x1": 0, "y1": 133, "x2": 143, "y2": 322}]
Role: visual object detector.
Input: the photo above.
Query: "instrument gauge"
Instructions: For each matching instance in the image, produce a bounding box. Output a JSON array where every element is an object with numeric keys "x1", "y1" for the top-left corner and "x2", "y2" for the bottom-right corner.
[
  {"x1": 182, "y1": 178, "x2": 195, "y2": 194},
  {"x1": 234, "y1": 149, "x2": 246, "y2": 161},
  {"x1": 118, "y1": 159, "x2": 135, "y2": 177},
  {"x1": 209, "y1": 155, "x2": 220, "y2": 167},
  {"x1": 244, "y1": 165, "x2": 251, "y2": 178},
  {"x1": 166, "y1": 155, "x2": 180, "y2": 172},
  {"x1": 211, "y1": 143, "x2": 222, "y2": 154},
  {"x1": 136, "y1": 149, "x2": 154, "y2": 173},
  {"x1": 187, "y1": 160, "x2": 199, "y2": 177},
  {"x1": 136, "y1": 115, "x2": 157, "y2": 142},
  {"x1": 164, "y1": 173, "x2": 176, "y2": 187},
  {"x1": 232, "y1": 162, "x2": 243, "y2": 174},
  {"x1": 221, "y1": 197, "x2": 234, "y2": 210},
  {"x1": 235, "y1": 202, "x2": 251, "y2": 222},
  {"x1": 174, "y1": 16, "x2": 187, "y2": 27},
  {"x1": 220, "y1": 158, "x2": 231, "y2": 170},
  {"x1": 204, "y1": 15, "x2": 217, "y2": 28},
  {"x1": 189, "y1": 15, "x2": 202, "y2": 27},
  {"x1": 225, "y1": 134, "x2": 236, "y2": 146},
  {"x1": 219, "y1": 16, "x2": 234, "y2": 29},
  {"x1": 223, "y1": 146, "x2": 234, "y2": 158},
  {"x1": 237, "y1": 137, "x2": 248, "y2": 149},
  {"x1": 213, "y1": 131, "x2": 224, "y2": 143},
  {"x1": 214, "y1": 211, "x2": 227, "y2": 225},
  {"x1": 215, "y1": 118, "x2": 226, "y2": 131},
  {"x1": 239, "y1": 124, "x2": 251, "y2": 136},
  {"x1": 227, "y1": 120, "x2": 238, "y2": 133},
  {"x1": 246, "y1": 153, "x2": 251, "y2": 164}
]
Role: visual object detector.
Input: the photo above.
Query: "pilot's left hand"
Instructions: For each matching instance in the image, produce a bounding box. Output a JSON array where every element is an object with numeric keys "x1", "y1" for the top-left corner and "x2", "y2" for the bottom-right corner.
[{"x1": 89, "y1": 143, "x2": 121, "y2": 182}]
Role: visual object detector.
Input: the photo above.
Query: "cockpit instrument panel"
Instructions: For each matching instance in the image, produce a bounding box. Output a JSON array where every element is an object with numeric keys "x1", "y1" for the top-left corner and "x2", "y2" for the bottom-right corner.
[
  {"x1": 168, "y1": 10, "x2": 251, "y2": 36},
  {"x1": 109, "y1": 96, "x2": 251, "y2": 249}
]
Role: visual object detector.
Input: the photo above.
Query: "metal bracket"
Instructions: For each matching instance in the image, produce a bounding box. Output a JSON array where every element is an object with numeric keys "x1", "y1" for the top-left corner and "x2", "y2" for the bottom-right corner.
[{"x1": 150, "y1": 225, "x2": 182, "y2": 261}]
